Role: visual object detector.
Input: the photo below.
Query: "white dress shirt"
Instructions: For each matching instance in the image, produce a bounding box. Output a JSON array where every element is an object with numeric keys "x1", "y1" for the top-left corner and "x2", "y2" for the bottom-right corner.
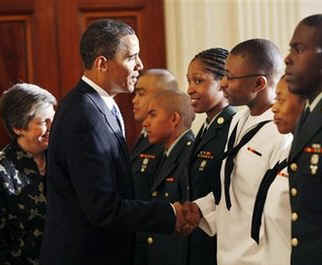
[{"x1": 81, "y1": 75, "x2": 125, "y2": 137}]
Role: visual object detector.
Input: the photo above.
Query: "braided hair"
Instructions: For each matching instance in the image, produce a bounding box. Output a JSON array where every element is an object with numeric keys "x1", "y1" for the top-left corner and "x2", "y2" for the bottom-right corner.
[{"x1": 192, "y1": 48, "x2": 228, "y2": 80}]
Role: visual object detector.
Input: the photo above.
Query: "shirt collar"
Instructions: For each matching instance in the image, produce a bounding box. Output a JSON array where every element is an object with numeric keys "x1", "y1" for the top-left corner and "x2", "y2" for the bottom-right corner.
[
  {"x1": 306, "y1": 91, "x2": 322, "y2": 112},
  {"x1": 82, "y1": 75, "x2": 116, "y2": 111},
  {"x1": 81, "y1": 75, "x2": 125, "y2": 137},
  {"x1": 204, "y1": 111, "x2": 221, "y2": 130},
  {"x1": 165, "y1": 129, "x2": 191, "y2": 157}
]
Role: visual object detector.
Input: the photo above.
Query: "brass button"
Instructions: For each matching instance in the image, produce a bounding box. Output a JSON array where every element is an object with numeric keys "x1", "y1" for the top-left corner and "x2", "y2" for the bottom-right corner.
[
  {"x1": 186, "y1": 141, "x2": 192, "y2": 146},
  {"x1": 290, "y1": 163, "x2": 298, "y2": 172},
  {"x1": 147, "y1": 237, "x2": 153, "y2": 245},
  {"x1": 164, "y1": 192, "x2": 169, "y2": 197},
  {"x1": 152, "y1": 191, "x2": 158, "y2": 197},
  {"x1": 217, "y1": 117, "x2": 224, "y2": 124},
  {"x1": 291, "y1": 238, "x2": 298, "y2": 247},
  {"x1": 291, "y1": 188, "x2": 298, "y2": 197},
  {"x1": 291, "y1": 212, "x2": 298, "y2": 221}
]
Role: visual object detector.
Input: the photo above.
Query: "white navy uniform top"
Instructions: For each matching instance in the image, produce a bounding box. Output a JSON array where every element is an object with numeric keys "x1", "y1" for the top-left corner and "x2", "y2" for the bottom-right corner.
[{"x1": 194, "y1": 107, "x2": 292, "y2": 265}]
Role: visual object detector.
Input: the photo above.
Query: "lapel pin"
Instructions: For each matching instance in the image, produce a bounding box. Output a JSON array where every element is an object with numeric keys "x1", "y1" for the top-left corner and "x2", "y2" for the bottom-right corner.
[
  {"x1": 217, "y1": 117, "x2": 224, "y2": 125},
  {"x1": 199, "y1": 160, "x2": 207, "y2": 171},
  {"x1": 311, "y1": 154, "x2": 319, "y2": 165},
  {"x1": 310, "y1": 165, "x2": 318, "y2": 175}
]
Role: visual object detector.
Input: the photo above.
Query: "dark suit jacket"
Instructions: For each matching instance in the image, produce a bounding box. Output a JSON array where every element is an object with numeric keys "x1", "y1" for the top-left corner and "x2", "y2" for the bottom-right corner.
[
  {"x1": 187, "y1": 106, "x2": 235, "y2": 265},
  {"x1": 131, "y1": 133, "x2": 163, "y2": 201},
  {"x1": 40, "y1": 80, "x2": 175, "y2": 265},
  {"x1": 136, "y1": 130, "x2": 194, "y2": 265},
  {"x1": 288, "y1": 98, "x2": 322, "y2": 265}
]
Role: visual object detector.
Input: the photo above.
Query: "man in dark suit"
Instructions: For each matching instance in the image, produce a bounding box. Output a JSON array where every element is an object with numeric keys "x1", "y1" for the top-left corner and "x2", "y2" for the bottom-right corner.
[
  {"x1": 141, "y1": 89, "x2": 195, "y2": 265},
  {"x1": 285, "y1": 14, "x2": 322, "y2": 265},
  {"x1": 131, "y1": 69, "x2": 180, "y2": 265},
  {"x1": 40, "y1": 19, "x2": 184, "y2": 265}
]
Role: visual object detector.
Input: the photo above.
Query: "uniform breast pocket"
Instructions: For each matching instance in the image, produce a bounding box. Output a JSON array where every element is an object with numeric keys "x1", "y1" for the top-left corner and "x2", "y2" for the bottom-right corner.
[
  {"x1": 196, "y1": 151, "x2": 215, "y2": 172},
  {"x1": 237, "y1": 146, "x2": 265, "y2": 179},
  {"x1": 303, "y1": 150, "x2": 322, "y2": 182},
  {"x1": 163, "y1": 178, "x2": 181, "y2": 202},
  {"x1": 302, "y1": 173, "x2": 322, "y2": 212},
  {"x1": 299, "y1": 149, "x2": 322, "y2": 211}
]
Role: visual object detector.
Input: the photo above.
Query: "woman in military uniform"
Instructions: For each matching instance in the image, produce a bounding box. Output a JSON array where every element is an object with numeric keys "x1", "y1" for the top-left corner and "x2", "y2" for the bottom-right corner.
[{"x1": 186, "y1": 48, "x2": 235, "y2": 265}]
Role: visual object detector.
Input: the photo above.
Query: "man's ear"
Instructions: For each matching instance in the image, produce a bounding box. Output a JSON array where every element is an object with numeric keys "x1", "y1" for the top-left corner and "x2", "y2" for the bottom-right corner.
[
  {"x1": 253, "y1": 75, "x2": 267, "y2": 93},
  {"x1": 13, "y1": 128, "x2": 22, "y2": 136},
  {"x1": 94, "y1": 56, "x2": 108, "y2": 72},
  {"x1": 172, "y1": 112, "x2": 182, "y2": 127}
]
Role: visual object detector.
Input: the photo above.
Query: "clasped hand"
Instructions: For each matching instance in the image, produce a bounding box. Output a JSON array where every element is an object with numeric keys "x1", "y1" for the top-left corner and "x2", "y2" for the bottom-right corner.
[{"x1": 173, "y1": 201, "x2": 201, "y2": 236}]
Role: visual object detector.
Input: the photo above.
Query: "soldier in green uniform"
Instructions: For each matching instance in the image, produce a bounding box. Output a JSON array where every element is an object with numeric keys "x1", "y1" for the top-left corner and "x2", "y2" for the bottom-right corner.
[
  {"x1": 142, "y1": 89, "x2": 195, "y2": 265},
  {"x1": 285, "y1": 14, "x2": 322, "y2": 265},
  {"x1": 186, "y1": 48, "x2": 235, "y2": 265},
  {"x1": 131, "y1": 69, "x2": 179, "y2": 265}
]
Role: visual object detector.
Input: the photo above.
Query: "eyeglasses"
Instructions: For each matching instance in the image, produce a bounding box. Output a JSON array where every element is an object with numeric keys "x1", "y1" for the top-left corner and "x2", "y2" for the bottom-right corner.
[{"x1": 223, "y1": 73, "x2": 267, "y2": 81}]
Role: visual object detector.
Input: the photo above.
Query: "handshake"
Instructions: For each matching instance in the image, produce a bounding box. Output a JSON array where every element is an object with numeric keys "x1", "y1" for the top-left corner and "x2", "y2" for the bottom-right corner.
[{"x1": 173, "y1": 201, "x2": 202, "y2": 235}]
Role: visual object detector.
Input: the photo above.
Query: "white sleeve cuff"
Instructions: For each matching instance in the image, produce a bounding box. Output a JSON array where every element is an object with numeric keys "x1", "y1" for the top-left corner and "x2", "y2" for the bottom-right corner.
[
  {"x1": 170, "y1": 203, "x2": 176, "y2": 215},
  {"x1": 194, "y1": 192, "x2": 217, "y2": 236}
]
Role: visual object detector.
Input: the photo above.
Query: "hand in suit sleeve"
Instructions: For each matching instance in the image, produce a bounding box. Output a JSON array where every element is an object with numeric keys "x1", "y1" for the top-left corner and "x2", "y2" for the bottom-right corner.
[
  {"x1": 63, "y1": 106, "x2": 175, "y2": 234},
  {"x1": 171, "y1": 201, "x2": 201, "y2": 236}
]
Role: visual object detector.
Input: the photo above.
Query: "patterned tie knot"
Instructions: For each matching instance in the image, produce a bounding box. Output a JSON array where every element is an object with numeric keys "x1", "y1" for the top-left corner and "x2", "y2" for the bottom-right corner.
[{"x1": 111, "y1": 105, "x2": 119, "y2": 118}]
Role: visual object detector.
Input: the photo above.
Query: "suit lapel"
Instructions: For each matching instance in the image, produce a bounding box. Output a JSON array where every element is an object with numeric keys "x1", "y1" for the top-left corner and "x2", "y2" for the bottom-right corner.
[
  {"x1": 191, "y1": 106, "x2": 236, "y2": 160},
  {"x1": 194, "y1": 122, "x2": 219, "y2": 154},
  {"x1": 189, "y1": 124, "x2": 205, "y2": 159},
  {"x1": 151, "y1": 158, "x2": 177, "y2": 192},
  {"x1": 152, "y1": 130, "x2": 194, "y2": 191},
  {"x1": 289, "y1": 99, "x2": 322, "y2": 161},
  {"x1": 78, "y1": 80, "x2": 129, "y2": 155}
]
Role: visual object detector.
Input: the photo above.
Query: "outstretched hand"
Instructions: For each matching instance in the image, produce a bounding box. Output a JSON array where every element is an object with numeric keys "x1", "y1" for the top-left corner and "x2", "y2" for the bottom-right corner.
[{"x1": 173, "y1": 201, "x2": 202, "y2": 236}]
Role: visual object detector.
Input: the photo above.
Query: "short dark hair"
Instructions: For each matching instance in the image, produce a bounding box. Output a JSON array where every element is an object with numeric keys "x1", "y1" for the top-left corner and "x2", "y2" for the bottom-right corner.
[
  {"x1": 80, "y1": 19, "x2": 135, "y2": 69},
  {"x1": 230, "y1": 38, "x2": 283, "y2": 86},
  {"x1": 152, "y1": 90, "x2": 195, "y2": 129},
  {"x1": 0, "y1": 83, "x2": 57, "y2": 140},
  {"x1": 192, "y1": 48, "x2": 228, "y2": 80},
  {"x1": 139, "y1": 68, "x2": 179, "y2": 92},
  {"x1": 300, "y1": 14, "x2": 322, "y2": 47}
]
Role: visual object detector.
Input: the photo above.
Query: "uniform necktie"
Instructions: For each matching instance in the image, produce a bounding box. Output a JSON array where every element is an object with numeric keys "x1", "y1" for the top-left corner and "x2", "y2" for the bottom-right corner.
[
  {"x1": 202, "y1": 117, "x2": 211, "y2": 136},
  {"x1": 193, "y1": 123, "x2": 208, "y2": 149},
  {"x1": 156, "y1": 153, "x2": 167, "y2": 174},
  {"x1": 251, "y1": 159, "x2": 288, "y2": 243},
  {"x1": 298, "y1": 107, "x2": 310, "y2": 131},
  {"x1": 224, "y1": 120, "x2": 271, "y2": 210}
]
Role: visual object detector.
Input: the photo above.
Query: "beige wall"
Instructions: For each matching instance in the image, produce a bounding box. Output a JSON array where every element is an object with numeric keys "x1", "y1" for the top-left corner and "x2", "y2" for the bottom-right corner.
[{"x1": 164, "y1": 0, "x2": 322, "y2": 133}]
